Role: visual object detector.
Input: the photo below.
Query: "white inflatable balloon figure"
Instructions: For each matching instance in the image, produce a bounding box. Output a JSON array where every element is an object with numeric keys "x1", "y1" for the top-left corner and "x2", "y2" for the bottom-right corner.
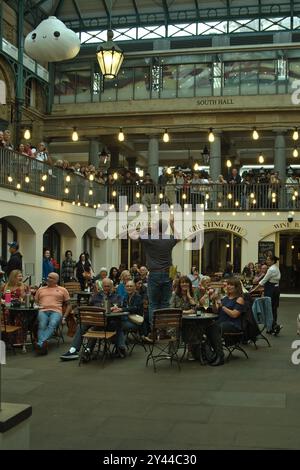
[{"x1": 25, "y1": 16, "x2": 80, "y2": 62}]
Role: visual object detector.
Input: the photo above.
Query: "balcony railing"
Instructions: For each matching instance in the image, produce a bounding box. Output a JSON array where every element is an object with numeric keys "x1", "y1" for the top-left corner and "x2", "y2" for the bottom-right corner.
[{"x1": 0, "y1": 147, "x2": 299, "y2": 211}]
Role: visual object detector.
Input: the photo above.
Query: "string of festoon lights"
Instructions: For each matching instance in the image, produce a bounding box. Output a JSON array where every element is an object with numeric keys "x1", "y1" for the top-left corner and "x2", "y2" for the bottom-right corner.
[{"x1": 69, "y1": 126, "x2": 300, "y2": 161}]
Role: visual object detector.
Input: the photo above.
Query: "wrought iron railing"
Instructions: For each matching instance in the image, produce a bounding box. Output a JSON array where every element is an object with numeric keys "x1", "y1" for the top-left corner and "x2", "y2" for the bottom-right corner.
[{"x1": 0, "y1": 147, "x2": 299, "y2": 211}]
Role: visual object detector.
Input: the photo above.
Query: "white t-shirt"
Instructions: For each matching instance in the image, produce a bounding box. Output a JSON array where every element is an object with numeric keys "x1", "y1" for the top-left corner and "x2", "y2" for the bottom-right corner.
[{"x1": 259, "y1": 264, "x2": 281, "y2": 286}]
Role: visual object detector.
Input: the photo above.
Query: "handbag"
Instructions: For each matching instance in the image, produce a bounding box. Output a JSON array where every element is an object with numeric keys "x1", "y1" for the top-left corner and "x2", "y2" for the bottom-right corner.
[
  {"x1": 169, "y1": 265, "x2": 177, "y2": 280},
  {"x1": 128, "y1": 314, "x2": 144, "y2": 325}
]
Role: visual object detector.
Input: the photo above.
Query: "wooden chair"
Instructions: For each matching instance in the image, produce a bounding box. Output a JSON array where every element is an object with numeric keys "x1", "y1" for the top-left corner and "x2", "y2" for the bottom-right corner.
[
  {"x1": 222, "y1": 309, "x2": 249, "y2": 361},
  {"x1": 146, "y1": 308, "x2": 182, "y2": 372},
  {"x1": 77, "y1": 306, "x2": 116, "y2": 367},
  {"x1": 51, "y1": 321, "x2": 65, "y2": 347},
  {"x1": 1, "y1": 305, "x2": 22, "y2": 354},
  {"x1": 62, "y1": 281, "x2": 82, "y2": 335},
  {"x1": 63, "y1": 281, "x2": 81, "y2": 302},
  {"x1": 208, "y1": 281, "x2": 225, "y2": 290}
]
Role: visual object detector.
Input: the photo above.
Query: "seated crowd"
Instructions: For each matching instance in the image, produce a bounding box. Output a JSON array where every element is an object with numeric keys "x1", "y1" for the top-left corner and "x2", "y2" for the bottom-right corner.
[{"x1": 0, "y1": 238, "x2": 278, "y2": 366}]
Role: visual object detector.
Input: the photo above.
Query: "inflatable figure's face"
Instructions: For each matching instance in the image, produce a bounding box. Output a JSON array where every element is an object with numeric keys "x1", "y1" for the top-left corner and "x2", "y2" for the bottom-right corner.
[{"x1": 25, "y1": 16, "x2": 80, "y2": 62}]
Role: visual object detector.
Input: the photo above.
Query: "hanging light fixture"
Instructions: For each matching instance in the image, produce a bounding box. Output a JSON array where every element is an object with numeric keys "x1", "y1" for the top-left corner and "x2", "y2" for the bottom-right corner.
[
  {"x1": 208, "y1": 128, "x2": 215, "y2": 143},
  {"x1": 24, "y1": 128, "x2": 31, "y2": 140},
  {"x1": 72, "y1": 127, "x2": 79, "y2": 142},
  {"x1": 193, "y1": 162, "x2": 199, "y2": 171},
  {"x1": 24, "y1": 174, "x2": 30, "y2": 183},
  {"x1": 293, "y1": 147, "x2": 299, "y2": 158},
  {"x1": 201, "y1": 145, "x2": 210, "y2": 164},
  {"x1": 99, "y1": 147, "x2": 110, "y2": 165},
  {"x1": 258, "y1": 152, "x2": 264, "y2": 164},
  {"x1": 226, "y1": 159, "x2": 232, "y2": 168},
  {"x1": 252, "y1": 127, "x2": 259, "y2": 140},
  {"x1": 162, "y1": 129, "x2": 169, "y2": 143},
  {"x1": 293, "y1": 127, "x2": 299, "y2": 141},
  {"x1": 65, "y1": 174, "x2": 71, "y2": 183},
  {"x1": 118, "y1": 127, "x2": 125, "y2": 142},
  {"x1": 96, "y1": 1, "x2": 124, "y2": 79}
]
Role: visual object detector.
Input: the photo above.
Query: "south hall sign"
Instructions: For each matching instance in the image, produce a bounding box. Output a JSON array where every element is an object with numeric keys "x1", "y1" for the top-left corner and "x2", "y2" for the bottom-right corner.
[{"x1": 197, "y1": 98, "x2": 234, "y2": 106}]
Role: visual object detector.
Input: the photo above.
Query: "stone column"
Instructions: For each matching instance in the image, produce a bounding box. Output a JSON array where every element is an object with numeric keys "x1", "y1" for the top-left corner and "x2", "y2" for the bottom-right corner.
[
  {"x1": 274, "y1": 131, "x2": 286, "y2": 182},
  {"x1": 88, "y1": 139, "x2": 99, "y2": 167},
  {"x1": 209, "y1": 131, "x2": 222, "y2": 181},
  {"x1": 109, "y1": 146, "x2": 120, "y2": 168},
  {"x1": 148, "y1": 135, "x2": 159, "y2": 182},
  {"x1": 127, "y1": 157, "x2": 137, "y2": 171}
]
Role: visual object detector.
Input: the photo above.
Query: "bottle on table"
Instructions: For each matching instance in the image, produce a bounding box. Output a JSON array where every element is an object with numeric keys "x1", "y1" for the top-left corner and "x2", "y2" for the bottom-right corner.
[
  {"x1": 25, "y1": 292, "x2": 30, "y2": 308},
  {"x1": 4, "y1": 289, "x2": 11, "y2": 305}
]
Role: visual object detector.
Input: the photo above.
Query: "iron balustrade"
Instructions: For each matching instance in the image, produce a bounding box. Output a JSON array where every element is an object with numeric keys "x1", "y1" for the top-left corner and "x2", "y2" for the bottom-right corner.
[{"x1": 0, "y1": 147, "x2": 299, "y2": 211}]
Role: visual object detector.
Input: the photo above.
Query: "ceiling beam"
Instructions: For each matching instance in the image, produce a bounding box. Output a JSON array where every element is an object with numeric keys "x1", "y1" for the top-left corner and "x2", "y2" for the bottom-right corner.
[
  {"x1": 72, "y1": 0, "x2": 85, "y2": 30},
  {"x1": 132, "y1": 0, "x2": 140, "y2": 23},
  {"x1": 24, "y1": 0, "x2": 48, "y2": 15},
  {"x1": 161, "y1": 0, "x2": 170, "y2": 22},
  {"x1": 194, "y1": 0, "x2": 200, "y2": 21},
  {"x1": 54, "y1": 0, "x2": 64, "y2": 17}
]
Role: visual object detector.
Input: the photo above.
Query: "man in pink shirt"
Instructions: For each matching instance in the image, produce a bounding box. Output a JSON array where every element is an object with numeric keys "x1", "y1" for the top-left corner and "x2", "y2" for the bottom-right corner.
[{"x1": 35, "y1": 272, "x2": 71, "y2": 354}]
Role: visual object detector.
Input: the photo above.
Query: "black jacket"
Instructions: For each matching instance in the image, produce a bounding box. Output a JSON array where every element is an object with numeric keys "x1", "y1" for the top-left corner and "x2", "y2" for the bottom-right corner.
[{"x1": 6, "y1": 252, "x2": 23, "y2": 276}]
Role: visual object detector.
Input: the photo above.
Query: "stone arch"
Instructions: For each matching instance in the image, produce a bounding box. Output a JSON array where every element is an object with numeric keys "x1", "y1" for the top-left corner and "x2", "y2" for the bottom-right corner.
[
  {"x1": 1, "y1": 215, "x2": 35, "y2": 235},
  {"x1": 44, "y1": 222, "x2": 76, "y2": 238}
]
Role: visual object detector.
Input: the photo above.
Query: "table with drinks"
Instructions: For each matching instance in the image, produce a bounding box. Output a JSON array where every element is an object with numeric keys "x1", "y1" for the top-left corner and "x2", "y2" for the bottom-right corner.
[
  {"x1": 8, "y1": 304, "x2": 39, "y2": 352},
  {"x1": 182, "y1": 309, "x2": 218, "y2": 364}
]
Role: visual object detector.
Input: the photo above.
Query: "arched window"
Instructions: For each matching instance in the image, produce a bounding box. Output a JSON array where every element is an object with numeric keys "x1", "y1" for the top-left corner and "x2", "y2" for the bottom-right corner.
[
  {"x1": 191, "y1": 230, "x2": 241, "y2": 275},
  {"x1": 0, "y1": 218, "x2": 17, "y2": 261},
  {"x1": 43, "y1": 225, "x2": 61, "y2": 269}
]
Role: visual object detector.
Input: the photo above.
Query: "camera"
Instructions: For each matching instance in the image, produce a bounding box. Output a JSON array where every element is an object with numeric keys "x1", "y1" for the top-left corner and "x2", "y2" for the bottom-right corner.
[{"x1": 288, "y1": 215, "x2": 294, "y2": 223}]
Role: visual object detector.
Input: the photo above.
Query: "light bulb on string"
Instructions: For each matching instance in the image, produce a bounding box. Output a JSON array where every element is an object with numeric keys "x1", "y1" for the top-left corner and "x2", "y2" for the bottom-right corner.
[
  {"x1": 258, "y1": 152, "x2": 264, "y2": 164},
  {"x1": 89, "y1": 173, "x2": 95, "y2": 181},
  {"x1": 41, "y1": 173, "x2": 47, "y2": 181},
  {"x1": 24, "y1": 128, "x2": 31, "y2": 140},
  {"x1": 7, "y1": 174, "x2": 13, "y2": 183},
  {"x1": 72, "y1": 127, "x2": 79, "y2": 142},
  {"x1": 16, "y1": 183, "x2": 21, "y2": 190},
  {"x1": 293, "y1": 127, "x2": 299, "y2": 141},
  {"x1": 25, "y1": 174, "x2": 30, "y2": 183},
  {"x1": 166, "y1": 167, "x2": 172, "y2": 175},
  {"x1": 89, "y1": 189, "x2": 93, "y2": 196},
  {"x1": 226, "y1": 159, "x2": 232, "y2": 168},
  {"x1": 113, "y1": 172, "x2": 118, "y2": 180},
  {"x1": 208, "y1": 128, "x2": 214, "y2": 143},
  {"x1": 40, "y1": 185, "x2": 45, "y2": 192},
  {"x1": 193, "y1": 163, "x2": 199, "y2": 171},
  {"x1": 252, "y1": 127, "x2": 259, "y2": 140},
  {"x1": 65, "y1": 174, "x2": 71, "y2": 183},
  {"x1": 64, "y1": 187, "x2": 69, "y2": 194},
  {"x1": 118, "y1": 128, "x2": 125, "y2": 142},
  {"x1": 163, "y1": 129, "x2": 169, "y2": 143},
  {"x1": 293, "y1": 147, "x2": 299, "y2": 158}
]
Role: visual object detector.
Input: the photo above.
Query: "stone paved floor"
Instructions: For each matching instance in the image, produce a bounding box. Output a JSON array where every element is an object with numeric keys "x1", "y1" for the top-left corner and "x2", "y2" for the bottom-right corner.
[{"x1": 2, "y1": 298, "x2": 300, "y2": 450}]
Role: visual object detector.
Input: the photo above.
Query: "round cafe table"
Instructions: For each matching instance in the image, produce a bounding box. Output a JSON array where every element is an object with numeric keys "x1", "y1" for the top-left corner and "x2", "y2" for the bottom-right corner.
[
  {"x1": 182, "y1": 312, "x2": 218, "y2": 364},
  {"x1": 8, "y1": 305, "x2": 39, "y2": 352}
]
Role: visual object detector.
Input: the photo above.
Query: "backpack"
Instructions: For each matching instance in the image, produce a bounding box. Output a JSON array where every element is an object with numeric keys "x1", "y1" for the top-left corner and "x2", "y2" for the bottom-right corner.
[
  {"x1": 241, "y1": 294, "x2": 261, "y2": 343},
  {"x1": 191, "y1": 338, "x2": 217, "y2": 363}
]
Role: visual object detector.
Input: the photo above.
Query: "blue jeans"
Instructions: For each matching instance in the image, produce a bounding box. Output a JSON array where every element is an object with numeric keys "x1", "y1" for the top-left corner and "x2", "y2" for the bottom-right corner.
[
  {"x1": 147, "y1": 272, "x2": 172, "y2": 324},
  {"x1": 37, "y1": 310, "x2": 61, "y2": 346}
]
